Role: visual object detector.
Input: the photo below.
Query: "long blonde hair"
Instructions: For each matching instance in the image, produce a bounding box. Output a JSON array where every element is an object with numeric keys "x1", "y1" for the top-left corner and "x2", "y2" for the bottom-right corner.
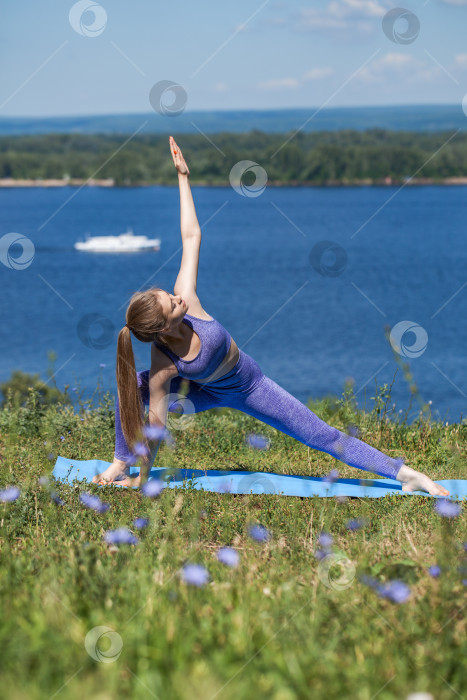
[{"x1": 116, "y1": 286, "x2": 172, "y2": 457}]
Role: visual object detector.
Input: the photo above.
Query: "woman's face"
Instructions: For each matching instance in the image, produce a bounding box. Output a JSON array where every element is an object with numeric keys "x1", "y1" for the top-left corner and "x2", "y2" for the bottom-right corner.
[{"x1": 157, "y1": 290, "x2": 188, "y2": 330}]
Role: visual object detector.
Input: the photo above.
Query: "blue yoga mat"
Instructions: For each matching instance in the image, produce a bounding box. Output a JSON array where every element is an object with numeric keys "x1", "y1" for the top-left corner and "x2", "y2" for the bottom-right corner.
[{"x1": 52, "y1": 456, "x2": 467, "y2": 499}]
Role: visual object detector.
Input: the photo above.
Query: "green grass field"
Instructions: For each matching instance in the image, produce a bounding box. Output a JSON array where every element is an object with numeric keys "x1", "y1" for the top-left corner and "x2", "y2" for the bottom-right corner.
[{"x1": 0, "y1": 378, "x2": 466, "y2": 700}]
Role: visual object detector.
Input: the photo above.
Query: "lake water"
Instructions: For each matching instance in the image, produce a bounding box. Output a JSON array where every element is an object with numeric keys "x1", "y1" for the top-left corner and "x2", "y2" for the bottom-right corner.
[{"x1": 1, "y1": 184, "x2": 466, "y2": 426}]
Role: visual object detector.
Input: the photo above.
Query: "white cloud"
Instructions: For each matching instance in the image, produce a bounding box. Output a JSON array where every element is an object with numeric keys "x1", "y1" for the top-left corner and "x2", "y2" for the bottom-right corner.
[
  {"x1": 356, "y1": 52, "x2": 442, "y2": 84},
  {"x1": 454, "y1": 53, "x2": 467, "y2": 68},
  {"x1": 257, "y1": 77, "x2": 300, "y2": 91},
  {"x1": 212, "y1": 82, "x2": 228, "y2": 92},
  {"x1": 441, "y1": 0, "x2": 467, "y2": 5},
  {"x1": 303, "y1": 67, "x2": 335, "y2": 80},
  {"x1": 297, "y1": 0, "x2": 386, "y2": 32}
]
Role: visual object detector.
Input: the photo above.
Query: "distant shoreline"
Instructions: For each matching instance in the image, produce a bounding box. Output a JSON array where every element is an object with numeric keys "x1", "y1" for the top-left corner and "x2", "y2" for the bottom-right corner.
[{"x1": 1, "y1": 176, "x2": 467, "y2": 188}]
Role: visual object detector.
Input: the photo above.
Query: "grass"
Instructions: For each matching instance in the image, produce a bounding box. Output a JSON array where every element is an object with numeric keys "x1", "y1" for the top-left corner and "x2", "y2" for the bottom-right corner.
[{"x1": 0, "y1": 371, "x2": 466, "y2": 700}]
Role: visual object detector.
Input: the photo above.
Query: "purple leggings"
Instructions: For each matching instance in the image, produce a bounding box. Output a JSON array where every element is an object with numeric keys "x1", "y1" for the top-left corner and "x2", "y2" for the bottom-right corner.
[{"x1": 114, "y1": 349, "x2": 403, "y2": 480}]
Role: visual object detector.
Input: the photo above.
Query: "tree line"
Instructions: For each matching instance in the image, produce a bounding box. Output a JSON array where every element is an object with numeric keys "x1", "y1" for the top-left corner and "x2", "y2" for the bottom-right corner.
[{"x1": 0, "y1": 129, "x2": 466, "y2": 185}]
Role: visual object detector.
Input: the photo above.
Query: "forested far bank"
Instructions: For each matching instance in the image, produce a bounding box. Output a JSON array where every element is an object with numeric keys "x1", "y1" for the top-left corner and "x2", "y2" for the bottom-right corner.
[{"x1": 0, "y1": 129, "x2": 466, "y2": 185}]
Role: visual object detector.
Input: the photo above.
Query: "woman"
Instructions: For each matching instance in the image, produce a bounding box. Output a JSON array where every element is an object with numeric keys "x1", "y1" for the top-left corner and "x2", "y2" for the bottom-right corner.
[{"x1": 93, "y1": 136, "x2": 449, "y2": 497}]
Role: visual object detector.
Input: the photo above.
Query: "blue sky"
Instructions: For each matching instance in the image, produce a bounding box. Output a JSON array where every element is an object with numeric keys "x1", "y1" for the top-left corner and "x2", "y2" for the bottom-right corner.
[{"x1": 1, "y1": 0, "x2": 467, "y2": 116}]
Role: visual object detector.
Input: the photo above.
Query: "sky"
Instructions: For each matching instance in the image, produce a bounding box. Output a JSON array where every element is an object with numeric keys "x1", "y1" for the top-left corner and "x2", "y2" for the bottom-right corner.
[{"x1": 1, "y1": 0, "x2": 467, "y2": 117}]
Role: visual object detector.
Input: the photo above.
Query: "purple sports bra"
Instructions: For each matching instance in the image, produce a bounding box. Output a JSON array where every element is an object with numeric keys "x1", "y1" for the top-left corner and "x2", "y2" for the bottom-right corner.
[{"x1": 153, "y1": 312, "x2": 232, "y2": 381}]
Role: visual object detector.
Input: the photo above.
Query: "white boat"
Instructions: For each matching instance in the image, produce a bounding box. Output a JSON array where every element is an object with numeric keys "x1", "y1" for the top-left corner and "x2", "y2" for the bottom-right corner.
[{"x1": 74, "y1": 228, "x2": 161, "y2": 252}]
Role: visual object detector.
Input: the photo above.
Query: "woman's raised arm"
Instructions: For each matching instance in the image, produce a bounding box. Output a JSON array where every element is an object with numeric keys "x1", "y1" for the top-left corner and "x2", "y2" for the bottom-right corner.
[{"x1": 170, "y1": 136, "x2": 201, "y2": 238}]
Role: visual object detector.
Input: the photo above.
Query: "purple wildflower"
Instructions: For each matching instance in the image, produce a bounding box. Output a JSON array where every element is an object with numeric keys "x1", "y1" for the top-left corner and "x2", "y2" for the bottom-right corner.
[
  {"x1": 346, "y1": 518, "x2": 366, "y2": 531},
  {"x1": 99, "y1": 363, "x2": 106, "y2": 368},
  {"x1": 141, "y1": 479, "x2": 165, "y2": 498},
  {"x1": 80, "y1": 492, "x2": 110, "y2": 513},
  {"x1": 60, "y1": 436, "x2": 65, "y2": 441},
  {"x1": 246, "y1": 433, "x2": 270, "y2": 450},
  {"x1": 181, "y1": 563, "x2": 210, "y2": 587},
  {"x1": 314, "y1": 549, "x2": 329, "y2": 561},
  {"x1": 47, "y1": 452, "x2": 55, "y2": 461},
  {"x1": 217, "y1": 547, "x2": 240, "y2": 568},
  {"x1": 133, "y1": 442, "x2": 149, "y2": 457},
  {"x1": 134, "y1": 517, "x2": 149, "y2": 529},
  {"x1": 0, "y1": 486, "x2": 20, "y2": 502},
  {"x1": 51, "y1": 492, "x2": 65, "y2": 506},
  {"x1": 318, "y1": 532, "x2": 333, "y2": 549},
  {"x1": 434, "y1": 498, "x2": 461, "y2": 519},
  {"x1": 377, "y1": 580, "x2": 411, "y2": 604},
  {"x1": 248, "y1": 524, "x2": 271, "y2": 542},
  {"x1": 347, "y1": 424, "x2": 359, "y2": 438},
  {"x1": 143, "y1": 424, "x2": 171, "y2": 442},
  {"x1": 428, "y1": 565, "x2": 441, "y2": 578},
  {"x1": 38, "y1": 476, "x2": 50, "y2": 487},
  {"x1": 323, "y1": 469, "x2": 339, "y2": 484},
  {"x1": 104, "y1": 528, "x2": 139, "y2": 545}
]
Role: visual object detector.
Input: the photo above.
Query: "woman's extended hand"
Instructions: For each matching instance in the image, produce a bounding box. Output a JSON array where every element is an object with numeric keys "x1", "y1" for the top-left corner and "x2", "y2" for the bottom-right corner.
[{"x1": 170, "y1": 136, "x2": 190, "y2": 176}]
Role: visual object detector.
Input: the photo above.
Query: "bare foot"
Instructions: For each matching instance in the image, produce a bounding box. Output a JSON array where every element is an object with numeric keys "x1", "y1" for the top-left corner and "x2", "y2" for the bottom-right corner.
[
  {"x1": 396, "y1": 464, "x2": 450, "y2": 497},
  {"x1": 92, "y1": 459, "x2": 130, "y2": 485}
]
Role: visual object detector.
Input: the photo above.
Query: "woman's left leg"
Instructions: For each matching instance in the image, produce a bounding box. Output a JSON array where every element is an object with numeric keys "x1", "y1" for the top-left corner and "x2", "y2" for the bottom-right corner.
[{"x1": 226, "y1": 374, "x2": 404, "y2": 480}]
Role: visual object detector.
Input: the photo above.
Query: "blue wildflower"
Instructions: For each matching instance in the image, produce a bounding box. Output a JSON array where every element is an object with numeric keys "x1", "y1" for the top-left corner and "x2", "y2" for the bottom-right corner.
[
  {"x1": 100, "y1": 363, "x2": 106, "y2": 368},
  {"x1": 104, "y1": 528, "x2": 139, "y2": 545},
  {"x1": 133, "y1": 442, "x2": 149, "y2": 457},
  {"x1": 0, "y1": 486, "x2": 20, "y2": 502},
  {"x1": 377, "y1": 580, "x2": 411, "y2": 604},
  {"x1": 434, "y1": 499, "x2": 461, "y2": 518},
  {"x1": 134, "y1": 517, "x2": 149, "y2": 529},
  {"x1": 248, "y1": 524, "x2": 271, "y2": 542},
  {"x1": 181, "y1": 563, "x2": 210, "y2": 587},
  {"x1": 428, "y1": 565, "x2": 441, "y2": 578},
  {"x1": 318, "y1": 531, "x2": 333, "y2": 549},
  {"x1": 323, "y1": 469, "x2": 339, "y2": 484},
  {"x1": 314, "y1": 549, "x2": 329, "y2": 561},
  {"x1": 217, "y1": 547, "x2": 240, "y2": 568},
  {"x1": 141, "y1": 479, "x2": 165, "y2": 498},
  {"x1": 51, "y1": 492, "x2": 65, "y2": 506},
  {"x1": 143, "y1": 424, "x2": 171, "y2": 441},
  {"x1": 347, "y1": 424, "x2": 359, "y2": 438},
  {"x1": 60, "y1": 436, "x2": 65, "y2": 441},
  {"x1": 246, "y1": 433, "x2": 270, "y2": 450},
  {"x1": 80, "y1": 492, "x2": 110, "y2": 513},
  {"x1": 47, "y1": 452, "x2": 55, "y2": 461},
  {"x1": 346, "y1": 518, "x2": 366, "y2": 531}
]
